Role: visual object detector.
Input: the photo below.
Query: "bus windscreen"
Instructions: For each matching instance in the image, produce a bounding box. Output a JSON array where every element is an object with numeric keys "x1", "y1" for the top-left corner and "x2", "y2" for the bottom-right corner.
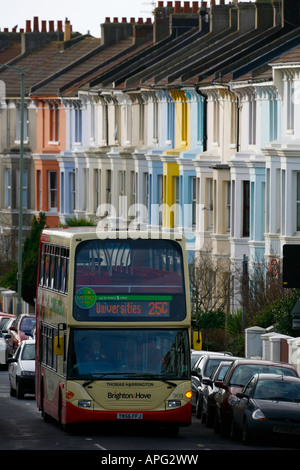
[
  {"x1": 73, "y1": 238, "x2": 186, "y2": 322},
  {"x1": 67, "y1": 328, "x2": 189, "y2": 380}
]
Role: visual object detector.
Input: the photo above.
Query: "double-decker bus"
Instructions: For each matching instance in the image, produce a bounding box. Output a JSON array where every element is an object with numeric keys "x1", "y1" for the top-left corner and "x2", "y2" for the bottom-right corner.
[{"x1": 35, "y1": 227, "x2": 191, "y2": 433}]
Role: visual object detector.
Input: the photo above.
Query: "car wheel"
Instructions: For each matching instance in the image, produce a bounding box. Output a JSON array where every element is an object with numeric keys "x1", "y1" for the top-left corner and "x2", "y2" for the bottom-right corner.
[
  {"x1": 206, "y1": 406, "x2": 214, "y2": 428},
  {"x1": 230, "y1": 420, "x2": 240, "y2": 440},
  {"x1": 10, "y1": 382, "x2": 16, "y2": 397},
  {"x1": 200, "y1": 408, "x2": 206, "y2": 424},
  {"x1": 242, "y1": 419, "x2": 252, "y2": 445},
  {"x1": 195, "y1": 395, "x2": 202, "y2": 419},
  {"x1": 16, "y1": 379, "x2": 24, "y2": 399},
  {"x1": 214, "y1": 411, "x2": 220, "y2": 433}
]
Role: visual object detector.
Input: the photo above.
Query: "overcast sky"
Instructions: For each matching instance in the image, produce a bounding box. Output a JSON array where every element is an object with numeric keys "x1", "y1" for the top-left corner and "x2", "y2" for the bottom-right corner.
[
  {"x1": 0, "y1": 0, "x2": 158, "y2": 37},
  {"x1": 0, "y1": 0, "x2": 233, "y2": 38}
]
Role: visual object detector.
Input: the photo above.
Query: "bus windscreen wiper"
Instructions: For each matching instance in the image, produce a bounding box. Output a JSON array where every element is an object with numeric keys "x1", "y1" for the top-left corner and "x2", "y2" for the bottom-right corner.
[{"x1": 82, "y1": 372, "x2": 125, "y2": 387}]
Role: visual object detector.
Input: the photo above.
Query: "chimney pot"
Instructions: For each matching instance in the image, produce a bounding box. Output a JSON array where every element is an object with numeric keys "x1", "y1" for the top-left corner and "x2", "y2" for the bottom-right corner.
[
  {"x1": 130, "y1": 17, "x2": 135, "y2": 23},
  {"x1": 122, "y1": 17, "x2": 127, "y2": 23},
  {"x1": 183, "y1": 2, "x2": 190, "y2": 13},
  {"x1": 174, "y1": 1, "x2": 181, "y2": 13},
  {"x1": 146, "y1": 18, "x2": 152, "y2": 24},
  {"x1": 192, "y1": 1, "x2": 199, "y2": 12},
  {"x1": 33, "y1": 16, "x2": 39, "y2": 32},
  {"x1": 158, "y1": 1, "x2": 164, "y2": 6},
  {"x1": 41, "y1": 20, "x2": 47, "y2": 32},
  {"x1": 167, "y1": 1, "x2": 173, "y2": 6},
  {"x1": 26, "y1": 20, "x2": 31, "y2": 32},
  {"x1": 113, "y1": 17, "x2": 118, "y2": 23},
  {"x1": 105, "y1": 17, "x2": 111, "y2": 23},
  {"x1": 49, "y1": 20, "x2": 54, "y2": 31},
  {"x1": 57, "y1": 20, "x2": 63, "y2": 32},
  {"x1": 138, "y1": 18, "x2": 143, "y2": 24}
]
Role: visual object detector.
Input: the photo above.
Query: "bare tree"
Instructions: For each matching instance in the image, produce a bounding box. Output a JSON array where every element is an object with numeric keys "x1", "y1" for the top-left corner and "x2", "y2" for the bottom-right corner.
[{"x1": 189, "y1": 249, "x2": 233, "y2": 315}]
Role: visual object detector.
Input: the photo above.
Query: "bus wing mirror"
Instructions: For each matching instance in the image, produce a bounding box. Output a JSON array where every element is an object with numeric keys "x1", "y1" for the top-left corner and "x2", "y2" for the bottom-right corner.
[
  {"x1": 54, "y1": 322, "x2": 66, "y2": 355},
  {"x1": 54, "y1": 336, "x2": 64, "y2": 355}
]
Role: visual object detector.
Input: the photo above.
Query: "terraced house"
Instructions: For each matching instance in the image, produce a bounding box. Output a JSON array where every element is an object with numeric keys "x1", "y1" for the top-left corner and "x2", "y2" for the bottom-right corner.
[{"x1": 1, "y1": 0, "x2": 300, "y2": 311}]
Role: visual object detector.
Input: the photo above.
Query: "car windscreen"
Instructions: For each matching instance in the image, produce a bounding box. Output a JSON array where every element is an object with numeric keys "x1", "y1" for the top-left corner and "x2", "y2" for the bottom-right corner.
[
  {"x1": 21, "y1": 343, "x2": 35, "y2": 360},
  {"x1": 230, "y1": 364, "x2": 297, "y2": 387},
  {"x1": 20, "y1": 317, "x2": 36, "y2": 332},
  {"x1": 254, "y1": 379, "x2": 300, "y2": 402}
]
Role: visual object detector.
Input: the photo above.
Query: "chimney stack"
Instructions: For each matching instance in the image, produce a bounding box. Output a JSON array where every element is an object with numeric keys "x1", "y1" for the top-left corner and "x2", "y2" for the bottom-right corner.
[{"x1": 64, "y1": 18, "x2": 71, "y2": 41}]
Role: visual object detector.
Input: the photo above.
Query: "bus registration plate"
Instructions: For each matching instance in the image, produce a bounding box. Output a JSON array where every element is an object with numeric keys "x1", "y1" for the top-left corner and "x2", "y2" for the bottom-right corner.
[{"x1": 117, "y1": 413, "x2": 143, "y2": 420}]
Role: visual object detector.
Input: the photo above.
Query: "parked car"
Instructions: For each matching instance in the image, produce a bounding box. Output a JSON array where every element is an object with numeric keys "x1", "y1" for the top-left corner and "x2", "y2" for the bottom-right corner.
[
  {"x1": 191, "y1": 353, "x2": 238, "y2": 419},
  {"x1": 201, "y1": 360, "x2": 235, "y2": 427},
  {"x1": 191, "y1": 349, "x2": 232, "y2": 369},
  {"x1": 1, "y1": 318, "x2": 15, "y2": 339},
  {"x1": 8, "y1": 339, "x2": 35, "y2": 398},
  {"x1": 214, "y1": 359, "x2": 298, "y2": 436},
  {"x1": 231, "y1": 373, "x2": 300, "y2": 445},
  {"x1": 0, "y1": 315, "x2": 16, "y2": 333},
  {"x1": 0, "y1": 329, "x2": 8, "y2": 369},
  {"x1": 6, "y1": 314, "x2": 36, "y2": 357}
]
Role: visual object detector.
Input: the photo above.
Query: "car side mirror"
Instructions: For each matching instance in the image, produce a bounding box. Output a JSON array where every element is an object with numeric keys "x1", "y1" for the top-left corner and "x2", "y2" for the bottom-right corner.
[
  {"x1": 202, "y1": 378, "x2": 213, "y2": 387},
  {"x1": 7, "y1": 358, "x2": 17, "y2": 363},
  {"x1": 215, "y1": 380, "x2": 226, "y2": 389}
]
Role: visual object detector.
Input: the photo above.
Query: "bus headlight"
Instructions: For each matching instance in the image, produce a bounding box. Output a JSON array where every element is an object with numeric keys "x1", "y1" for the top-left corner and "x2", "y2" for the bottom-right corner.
[
  {"x1": 78, "y1": 400, "x2": 92, "y2": 408},
  {"x1": 168, "y1": 400, "x2": 181, "y2": 408}
]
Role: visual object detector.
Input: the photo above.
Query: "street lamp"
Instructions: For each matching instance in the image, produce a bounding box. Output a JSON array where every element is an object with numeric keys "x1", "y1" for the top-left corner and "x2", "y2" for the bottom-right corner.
[{"x1": 0, "y1": 64, "x2": 24, "y2": 316}]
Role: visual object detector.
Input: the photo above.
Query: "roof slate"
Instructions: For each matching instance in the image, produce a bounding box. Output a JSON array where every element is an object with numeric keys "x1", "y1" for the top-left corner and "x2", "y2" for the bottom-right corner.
[{"x1": 0, "y1": 36, "x2": 101, "y2": 96}]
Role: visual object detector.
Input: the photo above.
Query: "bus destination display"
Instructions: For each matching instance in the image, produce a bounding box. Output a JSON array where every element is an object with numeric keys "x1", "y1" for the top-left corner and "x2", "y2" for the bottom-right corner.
[{"x1": 75, "y1": 289, "x2": 171, "y2": 319}]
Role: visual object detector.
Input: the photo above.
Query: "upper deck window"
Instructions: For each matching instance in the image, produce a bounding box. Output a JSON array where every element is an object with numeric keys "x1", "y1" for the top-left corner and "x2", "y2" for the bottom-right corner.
[{"x1": 73, "y1": 238, "x2": 186, "y2": 322}]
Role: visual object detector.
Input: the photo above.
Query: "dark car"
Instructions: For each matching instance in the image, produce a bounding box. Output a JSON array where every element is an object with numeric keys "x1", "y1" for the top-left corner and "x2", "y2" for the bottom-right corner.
[
  {"x1": 191, "y1": 353, "x2": 237, "y2": 419},
  {"x1": 214, "y1": 359, "x2": 298, "y2": 436},
  {"x1": 201, "y1": 360, "x2": 235, "y2": 427},
  {"x1": 6, "y1": 314, "x2": 36, "y2": 357},
  {"x1": 231, "y1": 373, "x2": 300, "y2": 445}
]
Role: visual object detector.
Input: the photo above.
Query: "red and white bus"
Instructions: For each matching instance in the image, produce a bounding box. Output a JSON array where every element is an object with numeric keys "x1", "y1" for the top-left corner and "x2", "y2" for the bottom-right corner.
[{"x1": 35, "y1": 227, "x2": 191, "y2": 433}]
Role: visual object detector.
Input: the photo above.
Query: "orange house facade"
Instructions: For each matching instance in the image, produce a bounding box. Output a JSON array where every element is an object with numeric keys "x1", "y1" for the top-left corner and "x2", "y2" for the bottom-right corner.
[{"x1": 33, "y1": 98, "x2": 67, "y2": 227}]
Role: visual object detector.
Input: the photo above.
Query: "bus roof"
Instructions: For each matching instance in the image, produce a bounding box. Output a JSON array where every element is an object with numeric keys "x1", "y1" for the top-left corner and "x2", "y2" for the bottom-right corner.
[
  {"x1": 41, "y1": 227, "x2": 186, "y2": 244},
  {"x1": 41, "y1": 226, "x2": 184, "y2": 241}
]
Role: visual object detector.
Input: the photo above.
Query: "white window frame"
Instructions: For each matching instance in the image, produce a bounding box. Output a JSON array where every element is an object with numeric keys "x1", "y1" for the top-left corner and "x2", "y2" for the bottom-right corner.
[
  {"x1": 48, "y1": 171, "x2": 57, "y2": 211},
  {"x1": 297, "y1": 172, "x2": 300, "y2": 232},
  {"x1": 225, "y1": 181, "x2": 231, "y2": 232},
  {"x1": 16, "y1": 169, "x2": 28, "y2": 209},
  {"x1": 4, "y1": 168, "x2": 11, "y2": 208},
  {"x1": 49, "y1": 103, "x2": 59, "y2": 144},
  {"x1": 191, "y1": 176, "x2": 197, "y2": 228},
  {"x1": 15, "y1": 106, "x2": 29, "y2": 144}
]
